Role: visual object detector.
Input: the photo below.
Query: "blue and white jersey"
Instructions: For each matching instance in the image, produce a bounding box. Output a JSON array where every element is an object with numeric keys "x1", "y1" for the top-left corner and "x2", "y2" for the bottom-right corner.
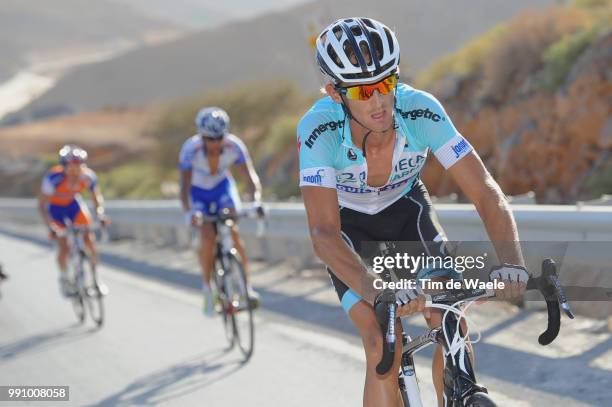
[
  {"x1": 297, "y1": 83, "x2": 472, "y2": 215},
  {"x1": 179, "y1": 133, "x2": 248, "y2": 190}
]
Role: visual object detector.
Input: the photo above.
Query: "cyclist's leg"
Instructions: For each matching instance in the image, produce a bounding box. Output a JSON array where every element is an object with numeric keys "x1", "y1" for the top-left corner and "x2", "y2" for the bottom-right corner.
[
  {"x1": 199, "y1": 222, "x2": 217, "y2": 285},
  {"x1": 73, "y1": 199, "x2": 96, "y2": 264},
  {"x1": 48, "y1": 205, "x2": 72, "y2": 296},
  {"x1": 349, "y1": 300, "x2": 404, "y2": 407},
  {"x1": 221, "y1": 177, "x2": 249, "y2": 275},
  {"x1": 48, "y1": 204, "x2": 70, "y2": 273},
  {"x1": 327, "y1": 223, "x2": 403, "y2": 407},
  {"x1": 57, "y1": 234, "x2": 69, "y2": 272},
  {"x1": 191, "y1": 185, "x2": 218, "y2": 286}
]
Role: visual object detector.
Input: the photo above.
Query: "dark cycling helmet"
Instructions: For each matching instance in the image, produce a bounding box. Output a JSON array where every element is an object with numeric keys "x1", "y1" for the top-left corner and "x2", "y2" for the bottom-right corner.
[
  {"x1": 59, "y1": 144, "x2": 88, "y2": 165},
  {"x1": 316, "y1": 17, "x2": 400, "y2": 85},
  {"x1": 195, "y1": 107, "x2": 230, "y2": 139}
]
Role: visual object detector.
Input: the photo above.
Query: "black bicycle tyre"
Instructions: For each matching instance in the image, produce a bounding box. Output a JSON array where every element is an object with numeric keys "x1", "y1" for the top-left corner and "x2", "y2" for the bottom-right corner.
[
  {"x1": 213, "y1": 259, "x2": 235, "y2": 348},
  {"x1": 225, "y1": 252, "x2": 254, "y2": 361},
  {"x1": 72, "y1": 293, "x2": 85, "y2": 324},
  {"x1": 83, "y1": 257, "x2": 104, "y2": 327},
  {"x1": 465, "y1": 392, "x2": 497, "y2": 407}
]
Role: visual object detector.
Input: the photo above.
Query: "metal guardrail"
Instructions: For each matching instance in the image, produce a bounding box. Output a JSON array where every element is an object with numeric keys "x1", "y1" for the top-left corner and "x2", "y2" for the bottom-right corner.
[
  {"x1": 1, "y1": 198, "x2": 611, "y2": 241},
  {"x1": 2, "y1": 198, "x2": 610, "y2": 319}
]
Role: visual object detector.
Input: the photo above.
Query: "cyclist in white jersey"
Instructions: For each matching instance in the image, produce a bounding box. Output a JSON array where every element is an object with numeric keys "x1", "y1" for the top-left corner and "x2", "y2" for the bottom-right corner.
[
  {"x1": 179, "y1": 107, "x2": 264, "y2": 315},
  {"x1": 298, "y1": 18, "x2": 529, "y2": 406}
]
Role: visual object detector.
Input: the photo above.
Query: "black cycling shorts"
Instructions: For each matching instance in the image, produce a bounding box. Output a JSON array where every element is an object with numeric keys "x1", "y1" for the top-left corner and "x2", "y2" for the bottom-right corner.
[{"x1": 328, "y1": 180, "x2": 461, "y2": 314}]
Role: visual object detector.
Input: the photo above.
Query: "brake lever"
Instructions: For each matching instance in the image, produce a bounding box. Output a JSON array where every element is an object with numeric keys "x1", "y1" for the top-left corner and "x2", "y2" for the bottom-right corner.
[{"x1": 547, "y1": 273, "x2": 575, "y2": 319}]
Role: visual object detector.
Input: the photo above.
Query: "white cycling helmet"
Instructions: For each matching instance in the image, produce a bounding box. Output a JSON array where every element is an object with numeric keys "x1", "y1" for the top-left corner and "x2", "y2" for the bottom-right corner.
[
  {"x1": 59, "y1": 144, "x2": 88, "y2": 165},
  {"x1": 195, "y1": 107, "x2": 230, "y2": 139},
  {"x1": 316, "y1": 17, "x2": 400, "y2": 85}
]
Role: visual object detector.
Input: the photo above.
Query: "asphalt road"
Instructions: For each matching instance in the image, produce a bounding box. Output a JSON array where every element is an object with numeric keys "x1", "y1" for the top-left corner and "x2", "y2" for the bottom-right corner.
[{"x1": 0, "y1": 230, "x2": 610, "y2": 406}]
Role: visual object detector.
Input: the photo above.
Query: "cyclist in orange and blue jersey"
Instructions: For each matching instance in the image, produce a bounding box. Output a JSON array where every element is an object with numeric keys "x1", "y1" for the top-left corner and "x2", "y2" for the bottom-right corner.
[{"x1": 38, "y1": 144, "x2": 109, "y2": 297}]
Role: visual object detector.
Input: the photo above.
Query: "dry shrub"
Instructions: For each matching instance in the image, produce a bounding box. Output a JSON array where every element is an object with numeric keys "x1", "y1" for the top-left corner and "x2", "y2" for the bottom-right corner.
[{"x1": 480, "y1": 7, "x2": 591, "y2": 102}]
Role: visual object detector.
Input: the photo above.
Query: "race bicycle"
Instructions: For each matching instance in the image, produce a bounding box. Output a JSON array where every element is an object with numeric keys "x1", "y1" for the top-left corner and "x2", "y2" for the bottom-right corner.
[
  {"x1": 59, "y1": 222, "x2": 108, "y2": 327},
  {"x1": 192, "y1": 207, "x2": 265, "y2": 362},
  {"x1": 375, "y1": 258, "x2": 574, "y2": 407}
]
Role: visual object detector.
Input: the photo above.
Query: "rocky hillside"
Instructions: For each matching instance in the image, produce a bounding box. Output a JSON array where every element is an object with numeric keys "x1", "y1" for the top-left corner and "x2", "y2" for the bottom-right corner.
[
  {"x1": 11, "y1": 0, "x2": 555, "y2": 120},
  {"x1": 0, "y1": 0, "x2": 184, "y2": 81},
  {"x1": 418, "y1": 1, "x2": 611, "y2": 203}
]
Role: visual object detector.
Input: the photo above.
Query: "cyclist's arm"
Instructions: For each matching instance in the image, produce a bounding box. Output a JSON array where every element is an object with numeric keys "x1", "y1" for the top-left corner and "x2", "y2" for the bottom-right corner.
[
  {"x1": 37, "y1": 193, "x2": 53, "y2": 229},
  {"x1": 301, "y1": 186, "x2": 379, "y2": 305},
  {"x1": 448, "y1": 151, "x2": 525, "y2": 266},
  {"x1": 412, "y1": 90, "x2": 525, "y2": 266},
  {"x1": 90, "y1": 185, "x2": 106, "y2": 218},
  {"x1": 233, "y1": 161, "x2": 262, "y2": 203},
  {"x1": 179, "y1": 169, "x2": 192, "y2": 212}
]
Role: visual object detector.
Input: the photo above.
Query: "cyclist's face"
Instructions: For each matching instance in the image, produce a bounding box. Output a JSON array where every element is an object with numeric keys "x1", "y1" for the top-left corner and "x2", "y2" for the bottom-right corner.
[
  {"x1": 325, "y1": 83, "x2": 395, "y2": 133},
  {"x1": 65, "y1": 162, "x2": 84, "y2": 177},
  {"x1": 203, "y1": 137, "x2": 224, "y2": 154}
]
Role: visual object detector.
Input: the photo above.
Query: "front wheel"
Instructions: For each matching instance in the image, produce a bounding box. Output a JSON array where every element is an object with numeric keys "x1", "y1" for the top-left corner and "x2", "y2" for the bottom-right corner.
[
  {"x1": 224, "y1": 252, "x2": 254, "y2": 361},
  {"x1": 82, "y1": 256, "x2": 104, "y2": 327},
  {"x1": 464, "y1": 392, "x2": 497, "y2": 407},
  {"x1": 213, "y1": 259, "x2": 235, "y2": 348},
  {"x1": 71, "y1": 293, "x2": 85, "y2": 324}
]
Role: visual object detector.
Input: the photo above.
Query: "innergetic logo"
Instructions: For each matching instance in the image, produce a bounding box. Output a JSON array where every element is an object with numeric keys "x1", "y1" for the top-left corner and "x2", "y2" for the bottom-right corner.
[
  {"x1": 399, "y1": 108, "x2": 444, "y2": 122},
  {"x1": 305, "y1": 120, "x2": 344, "y2": 148},
  {"x1": 451, "y1": 139, "x2": 469, "y2": 158},
  {"x1": 302, "y1": 169, "x2": 325, "y2": 185}
]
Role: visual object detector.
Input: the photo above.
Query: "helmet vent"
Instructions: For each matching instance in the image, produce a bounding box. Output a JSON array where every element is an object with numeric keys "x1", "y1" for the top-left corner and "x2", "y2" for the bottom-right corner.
[
  {"x1": 362, "y1": 18, "x2": 375, "y2": 29},
  {"x1": 332, "y1": 26, "x2": 343, "y2": 40},
  {"x1": 358, "y1": 41, "x2": 372, "y2": 66},
  {"x1": 327, "y1": 44, "x2": 343, "y2": 68},
  {"x1": 384, "y1": 28, "x2": 394, "y2": 54},
  {"x1": 342, "y1": 41, "x2": 359, "y2": 67}
]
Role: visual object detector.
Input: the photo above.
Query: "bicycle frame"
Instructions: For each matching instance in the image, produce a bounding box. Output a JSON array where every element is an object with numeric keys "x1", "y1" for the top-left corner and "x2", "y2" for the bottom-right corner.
[{"x1": 376, "y1": 258, "x2": 574, "y2": 407}]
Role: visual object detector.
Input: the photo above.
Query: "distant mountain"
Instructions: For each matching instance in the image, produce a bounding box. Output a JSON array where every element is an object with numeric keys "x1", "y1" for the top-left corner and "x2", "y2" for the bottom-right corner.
[
  {"x1": 15, "y1": 0, "x2": 557, "y2": 119},
  {"x1": 0, "y1": 0, "x2": 185, "y2": 80},
  {"x1": 111, "y1": 0, "x2": 308, "y2": 28}
]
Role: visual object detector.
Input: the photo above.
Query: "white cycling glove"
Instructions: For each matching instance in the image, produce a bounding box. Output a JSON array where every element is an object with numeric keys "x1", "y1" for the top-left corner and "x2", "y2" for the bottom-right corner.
[
  {"x1": 489, "y1": 264, "x2": 529, "y2": 283},
  {"x1": 395, "y1": 286, "x2": 424, "y2": 307}
]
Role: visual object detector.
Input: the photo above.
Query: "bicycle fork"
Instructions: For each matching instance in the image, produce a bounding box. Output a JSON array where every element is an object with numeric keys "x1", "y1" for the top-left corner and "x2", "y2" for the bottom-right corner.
[{"x1": 441, "y1": 313, "x2": 484, "y2": 407}]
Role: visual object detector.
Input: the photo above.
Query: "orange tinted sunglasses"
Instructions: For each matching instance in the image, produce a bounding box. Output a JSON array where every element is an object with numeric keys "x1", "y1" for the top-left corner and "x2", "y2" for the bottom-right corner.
[{"x1": 338, "y1": 74, "x2": 398, "y2": 101}]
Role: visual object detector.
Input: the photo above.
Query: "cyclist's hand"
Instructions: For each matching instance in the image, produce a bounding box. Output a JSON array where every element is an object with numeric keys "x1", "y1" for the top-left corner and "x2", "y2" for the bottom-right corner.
[
  {"x1": 254, "y1": 203, "x2": 265, "y2": 219},
  {"x1": 98, "y1": 214, "x2": 111, "y2": 226},
  {"x1": 185, "y1": 211, "x2": 203, "y2": 226},
  {"x1": 47, "y1": 225, "x2": 59, "y2": 240},
  {"x1": 395, "y1": 287, "x2": 429, "y2": 318},
  {"x1": 489, "y1": 264, "x2": 529, "y2": 301}
]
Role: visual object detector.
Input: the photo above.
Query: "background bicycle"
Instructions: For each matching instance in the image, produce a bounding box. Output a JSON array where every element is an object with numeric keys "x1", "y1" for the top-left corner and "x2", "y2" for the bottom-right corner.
[
  {"x1": 58, "y1": 222, "x2": 108, "y2": 327},
  {"x1": 192, "y1": 206, "x2": 265, "y2": 362}
]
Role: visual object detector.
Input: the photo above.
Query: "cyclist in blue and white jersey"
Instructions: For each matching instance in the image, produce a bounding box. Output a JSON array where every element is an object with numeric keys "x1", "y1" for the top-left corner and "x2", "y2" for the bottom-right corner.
[
  {"x1": 179, "y1": 107, "x2": 264, "y2": 315},
  {"x1": 298, "y1": 18, "x2": 529, "y2": 406}
]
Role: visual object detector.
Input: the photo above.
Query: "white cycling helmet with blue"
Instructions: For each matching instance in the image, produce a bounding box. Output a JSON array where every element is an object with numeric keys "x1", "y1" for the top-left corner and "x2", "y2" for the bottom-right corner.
[
  {"x1": 315, "y1": 17, "x2": 400, "y2": 85},
  {"x1": 195, "y1": 107, "x2": 230, "y2": 139}
]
